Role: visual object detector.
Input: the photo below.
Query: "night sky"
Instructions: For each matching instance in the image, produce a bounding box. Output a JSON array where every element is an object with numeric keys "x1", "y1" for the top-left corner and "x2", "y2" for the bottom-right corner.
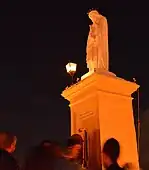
[{"x1": 0, "y1": 0, "x2": 149, "y2": 165}]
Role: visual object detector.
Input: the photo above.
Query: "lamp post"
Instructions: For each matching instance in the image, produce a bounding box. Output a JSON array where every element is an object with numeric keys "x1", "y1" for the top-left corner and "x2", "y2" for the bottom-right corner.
[
  {"x1": 66, "y1": 62, "x2": 77, "y2": 85},
  {"x1": 133, "y1": 78, "x2": 140, "y2": 157},
  {"x1": 78, "y1": 128, "x2": 88, "y2": 169}
]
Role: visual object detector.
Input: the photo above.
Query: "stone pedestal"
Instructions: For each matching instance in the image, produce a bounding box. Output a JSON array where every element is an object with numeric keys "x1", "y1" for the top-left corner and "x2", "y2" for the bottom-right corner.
[{"x1": 62, "y1": 72, "x2": 139, "y2": 170}]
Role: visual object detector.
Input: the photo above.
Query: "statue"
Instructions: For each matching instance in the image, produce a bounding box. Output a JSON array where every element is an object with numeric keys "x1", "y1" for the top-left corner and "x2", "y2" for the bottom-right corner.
[{"x1": 86, "y1": 10, "x2": 109, "y2": 72}]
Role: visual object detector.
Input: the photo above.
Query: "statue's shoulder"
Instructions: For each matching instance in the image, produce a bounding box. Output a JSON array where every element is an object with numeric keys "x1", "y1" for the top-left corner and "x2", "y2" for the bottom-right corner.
[
  {"x1": 99, "y1": 16, "x2": 108, "y2": 28},
  {"x1": 101, "y1": 16, "x2": 107, "y2": 23}
]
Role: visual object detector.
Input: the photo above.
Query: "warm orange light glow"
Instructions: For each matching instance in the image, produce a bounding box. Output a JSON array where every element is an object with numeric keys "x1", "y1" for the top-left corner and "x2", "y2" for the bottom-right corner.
[
  {"x1": 62, "y1": 72, "x2": 140, "y2": 169},
  {"x1": 66, "y1": 62, "x2": 77, "y2": 75}
]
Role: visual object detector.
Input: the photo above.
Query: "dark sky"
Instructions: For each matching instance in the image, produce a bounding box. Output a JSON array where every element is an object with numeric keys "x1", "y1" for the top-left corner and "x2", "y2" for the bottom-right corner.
[{"x1": 0, "y1": 0, "x2": 149, "y2": 163}]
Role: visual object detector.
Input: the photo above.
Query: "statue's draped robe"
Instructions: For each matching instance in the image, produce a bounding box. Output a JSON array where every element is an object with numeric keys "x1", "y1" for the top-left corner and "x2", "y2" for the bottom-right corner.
[{"x1": 86, "y1": 16, "x2": 109, "y2": 71}]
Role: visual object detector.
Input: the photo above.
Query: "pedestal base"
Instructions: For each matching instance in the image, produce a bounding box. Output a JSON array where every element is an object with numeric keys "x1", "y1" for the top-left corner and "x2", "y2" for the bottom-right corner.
[{"x1": 62, "y1": 73, "x2": 139, "y2": 170}]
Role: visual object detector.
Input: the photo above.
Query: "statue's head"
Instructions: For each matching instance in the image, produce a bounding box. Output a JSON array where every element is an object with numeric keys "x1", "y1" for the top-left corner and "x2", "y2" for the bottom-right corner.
[{"x1": 88, "y1": 10, "x2": 101, "y2": 23}]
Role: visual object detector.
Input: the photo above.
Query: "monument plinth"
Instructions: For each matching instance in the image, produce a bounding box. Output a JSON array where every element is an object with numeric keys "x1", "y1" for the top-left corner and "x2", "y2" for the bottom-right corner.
[{"x1": 62, "y1": 72, "x2": 139, "y2": 170}]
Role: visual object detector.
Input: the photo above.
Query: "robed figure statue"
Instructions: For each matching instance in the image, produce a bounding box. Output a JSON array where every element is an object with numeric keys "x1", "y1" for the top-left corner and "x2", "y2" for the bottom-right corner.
[{"x1": 86, "y1": 10, "x2": 109, "y2": 72}]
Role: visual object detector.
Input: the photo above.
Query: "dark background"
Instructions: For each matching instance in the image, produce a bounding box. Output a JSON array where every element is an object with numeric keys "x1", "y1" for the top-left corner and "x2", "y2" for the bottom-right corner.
[{"x1": 0, "y1": 0, "x2": 149, "y2": 168}]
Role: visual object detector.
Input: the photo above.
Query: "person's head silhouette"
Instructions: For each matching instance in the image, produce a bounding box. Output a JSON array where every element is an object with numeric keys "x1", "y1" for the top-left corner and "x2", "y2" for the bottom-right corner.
[
  {"x1": 0, "y1": 132, "x2": 17, "y2": 153},
  {"x1": 102, "y1": 138, "x2": 120, "y2": 168}
]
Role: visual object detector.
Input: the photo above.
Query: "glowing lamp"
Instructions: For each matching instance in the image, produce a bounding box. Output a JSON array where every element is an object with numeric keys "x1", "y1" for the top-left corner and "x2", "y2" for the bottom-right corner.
[
  {"x1": 66, "y1": 62, "x2": 77, "y2": 84},
  {"x1": 66, "y1": 62, "x2": 77, "y2": 75}
]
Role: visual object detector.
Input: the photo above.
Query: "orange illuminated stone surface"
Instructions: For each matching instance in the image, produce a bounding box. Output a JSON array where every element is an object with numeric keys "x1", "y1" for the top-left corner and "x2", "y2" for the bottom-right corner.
[{"x1": 62, "y1": 72, "x2": 139, "y2": 170}]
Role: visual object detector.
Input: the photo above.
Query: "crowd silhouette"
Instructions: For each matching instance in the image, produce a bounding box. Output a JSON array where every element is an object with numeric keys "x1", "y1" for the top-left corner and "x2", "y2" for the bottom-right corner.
[{"x1": 0, "y1": 131, "x2": 132, "y2": 170}]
